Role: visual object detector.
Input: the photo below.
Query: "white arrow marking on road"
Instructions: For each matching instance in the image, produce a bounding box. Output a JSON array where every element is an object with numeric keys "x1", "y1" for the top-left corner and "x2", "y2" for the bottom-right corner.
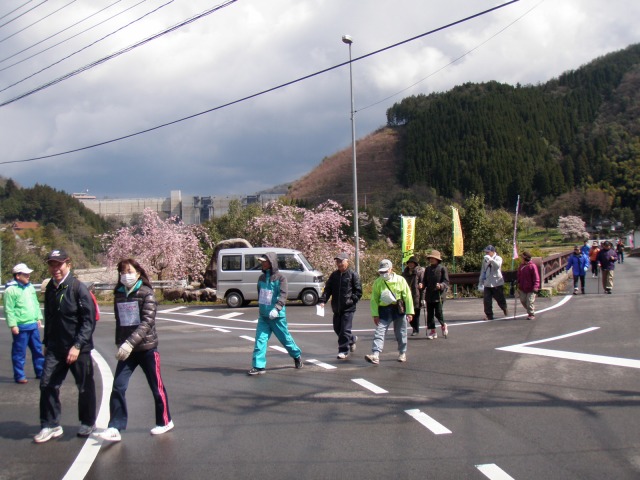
[
  {"x1": 352, "y1": 378, "x2": 388, "y2": 394},
  {"x1": 476, "y1": 463, "x2": 516, "y2": 480},
  {"x1": 498, "y1": 326, "x2": 640, "y2": 369},
  {"x1": 404, "y1": 409, "x2": 452, "y2": 434},
  {"x1": 307, "y1": 359, "x2": 337, "y2": 370}
]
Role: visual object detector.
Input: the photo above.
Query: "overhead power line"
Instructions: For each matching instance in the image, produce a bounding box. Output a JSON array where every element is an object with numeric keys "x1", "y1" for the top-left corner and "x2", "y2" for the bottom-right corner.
[
  {"x1": 0, "y1": 0, "x2": 179, "y2": 99},
  {"x1": 0, "y1": 0, "x2": 127, "y2": 67},
  {"x1": 0, "y1": 0, "x2": 519, "y2": 166},
  {"x1": 0, "y1": 0, "x2": 47, "y2": 30},
  {"x1": 0, "y1": 0, "x2": 78, "y2": 44},
  {"x1": 0, "y1": 1, "x2": 36, "y2": 22}
]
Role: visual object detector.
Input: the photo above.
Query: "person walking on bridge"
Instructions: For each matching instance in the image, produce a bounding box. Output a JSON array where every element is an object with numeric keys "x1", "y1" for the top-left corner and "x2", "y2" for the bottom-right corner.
[
  {"x1": 589, "y1": 241, "x2": 600, "y2": 278},
  {"x1": 516, "y1": 251, "x2": 540, "y2": 320},
  {"x1": 597, "y1": 241, "x2": 618, "y2": 294},
  {"x1": 566, "y1": 245, "x2": 589, "y2": 295}
]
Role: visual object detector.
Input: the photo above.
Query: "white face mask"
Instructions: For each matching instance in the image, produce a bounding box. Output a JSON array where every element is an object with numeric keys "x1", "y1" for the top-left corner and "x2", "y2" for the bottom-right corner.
[
  {"x1": 381, "y1": 272, "x2": 391, "y2": 280},
  {"x1": 120, "y1": 273, "x2": 139, "y2": 288}
]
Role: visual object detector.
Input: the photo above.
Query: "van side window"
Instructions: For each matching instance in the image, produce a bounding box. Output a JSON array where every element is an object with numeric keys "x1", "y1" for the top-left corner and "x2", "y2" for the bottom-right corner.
[
  {"x1": 278, "y1": 254, "x2": 304, "y2": 271},
  {"x1": 221, "y1": 255, "x2": 242, "y2": 271},
  {"x1": 245, "y1": 255, "x2": 262, "y2": 271}
]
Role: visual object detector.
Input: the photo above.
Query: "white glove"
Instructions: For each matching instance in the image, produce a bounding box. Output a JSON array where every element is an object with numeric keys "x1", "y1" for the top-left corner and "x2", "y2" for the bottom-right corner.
[
  {"x1": 116, "y1": 341, "x2": 133, "y2": 361},
  {"x1": 269, "y1": 308, "x2": 279, "y2": 319}
]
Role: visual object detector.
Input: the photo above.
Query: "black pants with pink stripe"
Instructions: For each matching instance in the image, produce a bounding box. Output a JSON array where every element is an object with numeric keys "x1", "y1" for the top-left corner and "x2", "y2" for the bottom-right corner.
[{"x1": 108, "y1": 348, "x2": 171, "y2": 430}]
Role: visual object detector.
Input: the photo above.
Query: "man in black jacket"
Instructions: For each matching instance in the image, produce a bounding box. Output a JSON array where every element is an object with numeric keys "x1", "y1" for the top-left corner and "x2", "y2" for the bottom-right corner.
[
  {"x1": 318, "y1": 253, "x2": 362, "y2": 359},
  {"x1": 34, "y1": 249, "x2": 97, "y2": 443}
]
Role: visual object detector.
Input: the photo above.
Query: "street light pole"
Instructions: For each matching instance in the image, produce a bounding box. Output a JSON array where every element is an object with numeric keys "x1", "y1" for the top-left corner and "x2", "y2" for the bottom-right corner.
[{"x1": 342, "y1": 34, "x2": 360, "y2": 274}]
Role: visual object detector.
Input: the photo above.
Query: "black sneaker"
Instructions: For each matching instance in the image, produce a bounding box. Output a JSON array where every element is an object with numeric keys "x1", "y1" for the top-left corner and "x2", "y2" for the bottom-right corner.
[
  {"x1": 294, "y1": 356, "x2": 303, "y2": 369},
  {"x1": 247, "y1": 367, "x2": 266, "y2": 376}
]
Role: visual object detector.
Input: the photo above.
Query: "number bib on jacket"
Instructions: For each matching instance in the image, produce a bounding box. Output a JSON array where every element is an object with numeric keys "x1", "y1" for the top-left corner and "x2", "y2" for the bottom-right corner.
[
  {"x1": 259, "y1": 289, "x2": 273, "y2": 306},
  {"x1": 117, "y1": 302, "x2": 141, "y2": 326}
]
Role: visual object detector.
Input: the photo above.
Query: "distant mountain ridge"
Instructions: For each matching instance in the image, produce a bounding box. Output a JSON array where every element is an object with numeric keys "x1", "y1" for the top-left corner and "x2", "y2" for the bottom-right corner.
[{"x1": 288, "y1": 44, "x2": 640, "y2": 217}]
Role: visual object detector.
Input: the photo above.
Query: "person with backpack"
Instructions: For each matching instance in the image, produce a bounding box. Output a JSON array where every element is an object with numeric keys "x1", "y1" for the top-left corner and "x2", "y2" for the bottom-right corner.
[
  {"x1": 423, "y1": 250, "x2": 449, "y2": 339},
  {"x1": 35, "y1": 249, "x2": 97, "y2": 443},
  {"x1": 318, "y1": 253, "x2": 362, "y2": 359},
  {"x1": 100, "y1": 258, "x2": 173, "y2": 442},
  {"x1": 566, "y1": 245, "x2": 589, "y2": 294},
  {"x1": 597, "y1": 241, "x2": 618, "y2": 294}
]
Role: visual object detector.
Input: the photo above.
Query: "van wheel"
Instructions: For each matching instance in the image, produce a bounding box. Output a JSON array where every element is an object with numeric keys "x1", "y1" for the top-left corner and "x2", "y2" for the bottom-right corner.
[
  {"x1": 226, "y1": 292, "x2": 244, "y2": 308},
  {"x1": 300, "y1": 289, "x2": 318, "y2": 306}
]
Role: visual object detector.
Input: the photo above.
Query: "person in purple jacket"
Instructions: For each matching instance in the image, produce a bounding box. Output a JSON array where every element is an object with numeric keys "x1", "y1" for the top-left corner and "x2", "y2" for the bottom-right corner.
[
  {"x1": 596, "y1": 241, "x2": 618, "y2": 294},
  {"x1": 516, "y1": 251, "x2": 540, "y2": 320}
]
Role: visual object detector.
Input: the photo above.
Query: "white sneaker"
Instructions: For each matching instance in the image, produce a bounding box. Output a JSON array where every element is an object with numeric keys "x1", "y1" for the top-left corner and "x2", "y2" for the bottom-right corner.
[
  {"x1": 364, "y1": 353, "x2": 379, "y2": 365},
  {"x1": 34, "y1": 426, "x2": 63, "y2": 443},
  {"x1": 150, "y1": 420, "x2": 174, "y2": 435},
  {"x1": 337, "y1": 352, "x2": 348, "y2": 359},
  {"x1": 100, "y1": 427, "x2": 122, "y2": 442},
  {"x1": 398, "y1": 353, "x2": 407, "y2": 362}
]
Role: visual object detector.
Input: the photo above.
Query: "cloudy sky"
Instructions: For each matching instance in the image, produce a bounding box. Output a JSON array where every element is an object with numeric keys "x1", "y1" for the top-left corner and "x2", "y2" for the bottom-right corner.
[{"x1": 1, "y1": 0, "x2": 638, "y2": 199}]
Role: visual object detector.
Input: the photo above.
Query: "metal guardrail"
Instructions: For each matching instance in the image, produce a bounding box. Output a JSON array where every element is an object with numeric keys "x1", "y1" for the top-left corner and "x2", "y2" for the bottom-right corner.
[{"x1": 448, "y1": 251, "x2": 573, "y2": 292}]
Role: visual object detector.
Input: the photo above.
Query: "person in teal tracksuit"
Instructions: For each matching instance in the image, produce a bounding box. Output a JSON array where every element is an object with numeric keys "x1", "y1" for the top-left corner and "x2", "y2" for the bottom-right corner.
[
  {"x1": 3, "y1": 263, "x2": 45, "y2": 383},
  {"x1": 247, "y1": 252, "x2": 303, "y2": 375}
]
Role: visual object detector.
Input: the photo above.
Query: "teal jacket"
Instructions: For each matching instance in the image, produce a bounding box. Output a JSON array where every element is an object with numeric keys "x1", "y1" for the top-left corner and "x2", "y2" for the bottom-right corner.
[
  {"x1": 257, "y1": 251, "x2": 287, "y2": 319},
  {"x1": 3, "y1": 280, "x2": 43, "y2": 328}
]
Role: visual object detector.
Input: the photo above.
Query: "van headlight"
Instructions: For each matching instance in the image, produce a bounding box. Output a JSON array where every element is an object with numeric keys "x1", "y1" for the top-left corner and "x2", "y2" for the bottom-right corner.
[{"x1": 314, "y1": 275, "x2": 323, "y2": 283}]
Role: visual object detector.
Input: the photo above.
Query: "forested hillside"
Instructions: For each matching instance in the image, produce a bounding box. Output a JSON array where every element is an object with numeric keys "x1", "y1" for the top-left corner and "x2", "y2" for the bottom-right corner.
[
  {"x1": 0, "y1": 179, "x2": 112, "y2": 278},
  {"x1": 387, "y1": 43, "x2": 640, "y2": 215}
]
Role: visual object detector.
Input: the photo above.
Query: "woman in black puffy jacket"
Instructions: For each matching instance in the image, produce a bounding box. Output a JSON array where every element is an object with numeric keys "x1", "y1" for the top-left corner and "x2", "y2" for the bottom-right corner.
[{"x1": 99, "y1": 258, "x2": 173, "y2": 442}]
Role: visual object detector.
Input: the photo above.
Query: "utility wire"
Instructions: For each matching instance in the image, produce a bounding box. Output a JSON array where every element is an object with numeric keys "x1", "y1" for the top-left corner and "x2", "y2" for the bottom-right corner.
[
  {"x1": 0, "y1": 0, "x2": 47, "y2": 30},
  {"x1": 1, "y1": 0, "x2": 519, "y2": 166},
  {"x1": 0, "y1": 1, "x2": 35, "y2": 22},
  {"x1": 359, "y1": 0, "x2": 544, "y2": 113},
  {"x1": 0, "y1": 0, "x2": 126, "y2": 66},
  {"x1": 0, "y1": 0, "x2": 78, "y2": 44},
  {"x1": 0, "y1": 0, "x2": 178, "y2": 98}
]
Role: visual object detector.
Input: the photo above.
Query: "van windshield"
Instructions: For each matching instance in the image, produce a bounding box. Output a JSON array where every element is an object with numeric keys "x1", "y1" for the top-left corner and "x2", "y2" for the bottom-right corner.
[{"x1": 296, "y1": 253, "x2": 314, "y2": 271}]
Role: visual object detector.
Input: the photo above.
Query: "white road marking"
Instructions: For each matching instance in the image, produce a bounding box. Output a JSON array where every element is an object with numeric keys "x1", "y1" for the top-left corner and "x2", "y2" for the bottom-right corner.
[
  {"x1": 454, "y1": 294, "x2": 574, "y2": 326},
  {"x1": 161, "y1": 306, "x2": 186, "y2": 313},
  {"x1": 497, "y1": 326, "x2": 640, "y2": 369},
  {"x1": 476, "y1": 463, "x2": 516, "y2": 480},
  {"x1": 404, "y1": 409, "x2": 452, "y2": 434},
  {"x1": 213, "y1": 327, "x2": 231, "y2": 333},
  {"x1": 306, "y1": 359, "x2": 337, "y2": 370},
  {"x1": 270, "y1": 345, "x2": 287, "y2": 353},
  {"x1": 185, "y1": 308, "x2": 214, "y2": 316},
  {"x1": 218, "y1": 312, "x2": 243, "y2": 319},
  {"x1": 62, "y1": 349, "x2": 113, "y2": 480},
  {"x1": 351, "y1": 378, "x2": 388, "y2": 394},
  {"x1": 239, "y1": 335, "x2": 255, "y2": 342}
]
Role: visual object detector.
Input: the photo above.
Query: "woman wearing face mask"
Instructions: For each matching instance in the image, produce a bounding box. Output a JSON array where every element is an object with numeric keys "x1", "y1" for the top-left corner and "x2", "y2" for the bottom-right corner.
[
  {"x1": 365, "y1": 259, "x2": 414, "y2": 365},
  {"x1": 99, "y1": 259, "x2": 173, "y2": 442}
]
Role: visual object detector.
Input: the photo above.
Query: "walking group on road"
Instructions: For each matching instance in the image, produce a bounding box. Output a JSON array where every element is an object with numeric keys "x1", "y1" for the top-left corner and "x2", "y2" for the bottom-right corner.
[{"x1": 3, "y1": 239, "x2": 628, "y2": 444}]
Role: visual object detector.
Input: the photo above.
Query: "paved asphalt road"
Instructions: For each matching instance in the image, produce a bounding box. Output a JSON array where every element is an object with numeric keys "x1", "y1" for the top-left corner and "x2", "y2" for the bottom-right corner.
[{"x1": 1, "y1": 257, "x2": 639, "y2": 480}]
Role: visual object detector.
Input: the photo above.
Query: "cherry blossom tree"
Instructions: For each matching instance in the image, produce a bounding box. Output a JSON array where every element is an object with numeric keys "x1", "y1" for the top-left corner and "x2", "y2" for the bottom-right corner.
[
  {"x1": 102, "y1": 208, "x2": 211, "y2": 281},
  {"x1": 557, "y1": 215, "x2": 588, "y2": 241},
  {"x1": 245, "y1": 200, "x2": 360, "y2": 275}
]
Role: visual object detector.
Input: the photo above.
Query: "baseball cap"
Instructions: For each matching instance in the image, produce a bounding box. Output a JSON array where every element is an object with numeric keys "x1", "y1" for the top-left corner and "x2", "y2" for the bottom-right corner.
[
  {"x1": 46, "y1": 249, "x2": 69, "y2": 263},
  {"x1": 522, "y1": 251, "x2": 532, "y2": 260},
  {"x1": 484, "y1": 245, "x2": 496, "y2": 253},
  {"x1": 257, "y1": 255, "x2": 269, "y2": 262},
  {"x1": 12, "y1": 263, "x2": 34, "y2": 274},
  {"x1": 378, "y1": 259, "x2": 392, "y2": 273},
  {"x1": 334, "y1": 253, "x2": 349, "y2": 261}
]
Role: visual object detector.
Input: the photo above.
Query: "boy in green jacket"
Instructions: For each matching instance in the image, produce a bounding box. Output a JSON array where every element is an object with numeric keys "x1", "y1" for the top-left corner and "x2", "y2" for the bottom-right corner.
[{"x1": 3, "y1": 263, "x2": 44, "y2": 383}]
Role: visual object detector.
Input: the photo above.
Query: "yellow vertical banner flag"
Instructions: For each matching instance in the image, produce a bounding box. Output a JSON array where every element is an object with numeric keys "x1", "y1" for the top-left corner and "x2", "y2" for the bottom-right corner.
[
  {"x1": 452, "y1": 206, "x2": 464, "y2": 257},
  {"x1": 401, "y1": 216, "x2": 416, "y2": 265}
]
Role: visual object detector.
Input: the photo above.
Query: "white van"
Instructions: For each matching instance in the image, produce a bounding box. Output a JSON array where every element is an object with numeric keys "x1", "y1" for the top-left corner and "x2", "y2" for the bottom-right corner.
[{"x1": 216, "y1": 248, "x2": 325, "y2": 308}]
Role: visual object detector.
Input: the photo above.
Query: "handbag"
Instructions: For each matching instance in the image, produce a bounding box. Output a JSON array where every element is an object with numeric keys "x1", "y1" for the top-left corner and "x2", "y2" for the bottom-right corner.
[{"x1": 384, "y1": 280, "x2": 406, "y2": 315}]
